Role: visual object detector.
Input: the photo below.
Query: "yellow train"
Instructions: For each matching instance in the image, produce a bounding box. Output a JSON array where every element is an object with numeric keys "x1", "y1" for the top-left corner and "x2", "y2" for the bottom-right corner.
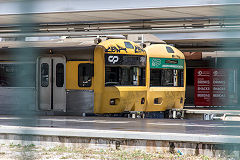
[
  {"x1": 145, "y1": 44, "x2": 186, "y2": 112},
  {"x1": 0, "y1": 38, "x2": 185, "y2": 116}
]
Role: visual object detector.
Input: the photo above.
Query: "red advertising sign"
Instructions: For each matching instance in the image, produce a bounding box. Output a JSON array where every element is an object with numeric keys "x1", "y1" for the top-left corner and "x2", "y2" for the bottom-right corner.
[
  {"x1": 212, "y1": 69, "x2": 228, "y2": 106},
  {"x1": 194, "y1": 69, "x2": 234, "y2": 106},
  {"x1": 194, "y1": 69, "x2": 212, "y2": 106}
]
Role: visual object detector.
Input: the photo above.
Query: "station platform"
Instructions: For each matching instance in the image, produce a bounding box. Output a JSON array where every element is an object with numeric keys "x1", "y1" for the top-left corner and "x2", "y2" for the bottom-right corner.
[
  {"x1": 183, "y1": 107, "x2": 240, "y2": 120},
  {"x1": 0, "y1": 115, "x2": 239, "y2": 157}
]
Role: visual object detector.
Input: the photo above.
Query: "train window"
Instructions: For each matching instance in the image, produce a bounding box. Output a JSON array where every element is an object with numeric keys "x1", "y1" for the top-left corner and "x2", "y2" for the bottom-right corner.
[
  {"x1": 178, "y1": 70, "x2": 184, "y2": 87},
  {"x1": 124, "y1": 42, "x2": 134, "y2": 49},
  {"x1": 166, "y1": 46, "x2": 174, "y2": 53},
  {"x1": 78, "y1": 63, "x2": 93, "y2": 87},
  {"x1": 56, "y1": 63, "x2": 64, "y2": 87},
  {"x1": 150, "y1": 69, "x2": 163, "y2": 86},
  {"x1": 0, "y1": 63, "x2": 35, "y2": 87},
  {"x1": 150, "y1": 69, "x2": 184, "y2": 87},
  {"x1": 105, "y1": 66, "x2": 145, "y2": 86},
  {"x1": 41, "y1": 63, "x2": 49, "y2": 87},
  {"x1": 162, "y1": 70, "x2": 174, "y2": 86}
]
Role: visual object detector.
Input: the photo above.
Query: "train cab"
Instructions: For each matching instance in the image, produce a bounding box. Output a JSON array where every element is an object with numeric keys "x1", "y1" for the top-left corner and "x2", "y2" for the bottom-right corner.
[
  {"x1": 145, "y1": 44, "x2": 186, "y2": 112},
  {"x1": 94, "y1": 39, "x2": 147, "y2": 113}
]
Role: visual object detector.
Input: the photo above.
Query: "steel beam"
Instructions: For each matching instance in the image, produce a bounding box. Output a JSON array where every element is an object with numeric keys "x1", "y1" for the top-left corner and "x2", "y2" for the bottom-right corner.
[{"x1": 0, "y1": 27, "x2": 240, "y2": 38}]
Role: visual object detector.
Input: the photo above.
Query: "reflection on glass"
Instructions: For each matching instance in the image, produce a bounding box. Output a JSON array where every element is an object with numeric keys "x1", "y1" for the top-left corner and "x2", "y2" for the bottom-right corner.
[
  {"x1": 105, "y1": 66, "x2": 145, "y2": 86},
  {"x1": 150, "y1": 69, "x2": 184, "y2": 87},
  {"x1": 41, "y1": 63, "x2": 49, "y2": 87},
  {"x1": 78, "y1": 63, "x2": 93, "y2": 87},
  {"x1": 56, "y1": 63, "x2": 64, "y2": 87},
  {"x1": 0, "y1": 63, "x2": 35, "y2": 87}
]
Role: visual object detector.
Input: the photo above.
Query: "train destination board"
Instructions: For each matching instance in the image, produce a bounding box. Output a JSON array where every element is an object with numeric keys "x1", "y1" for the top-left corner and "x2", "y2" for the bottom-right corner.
[
  {"x1": 149, "y1": 58, "x2": 184, "y2": 69},
  {"x1": 105, "y1": 54, "x2": 146, "y2": 66}
]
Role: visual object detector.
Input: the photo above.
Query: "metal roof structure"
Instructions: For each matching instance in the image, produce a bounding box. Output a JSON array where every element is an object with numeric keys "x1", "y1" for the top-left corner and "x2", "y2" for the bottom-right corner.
[
  {"x1": 0, "y1": 0, "x2": 240, "y2": 51},
  {"x1": 0, "y1": 0, "x2": 239, "y2": 23}
]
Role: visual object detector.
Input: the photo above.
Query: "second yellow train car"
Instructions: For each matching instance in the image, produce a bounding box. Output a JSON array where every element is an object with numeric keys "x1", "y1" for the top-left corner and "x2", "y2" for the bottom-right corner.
[{"x1": 145, "y1": 44, "x2": 186, "y2": 112}]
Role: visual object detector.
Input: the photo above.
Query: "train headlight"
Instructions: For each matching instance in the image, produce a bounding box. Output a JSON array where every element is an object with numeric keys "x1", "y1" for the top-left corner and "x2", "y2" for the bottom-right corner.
[
  {"x1": 154, "y1": 98, "x2": 159, "y2": 104},
  {"x1": 141, "y1": 98, "x2": 145, "y2": 104},
  {"x1": 180, "y1": 97, "x2": 183, "y2": 104},
  {"x1": 154, "y1": 97, "x2": 163, "y2": 105},
  {"x1": 110, "y1": 99, "x2": 116, "y2": 105}
]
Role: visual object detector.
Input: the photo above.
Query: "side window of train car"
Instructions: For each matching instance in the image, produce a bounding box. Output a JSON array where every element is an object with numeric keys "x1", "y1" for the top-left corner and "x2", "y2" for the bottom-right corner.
[
  {"x1": 78, "y1": 63, "x2": 93, "y2": 87},
  {"x1": 56, "y1": 63, "x2": 64, "y2": 87},
  {"x1": 41, "y1": 63, "x2": 49, "y2": 87},
  {"x1": 0, "y1": 63, "x2": 35, "y2": 87}
]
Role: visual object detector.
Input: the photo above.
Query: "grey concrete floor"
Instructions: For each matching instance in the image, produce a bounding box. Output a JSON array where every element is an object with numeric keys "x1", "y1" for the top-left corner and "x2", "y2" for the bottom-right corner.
[{"x1": 0, "y1": 115, "x2": 239, "y2": 136}]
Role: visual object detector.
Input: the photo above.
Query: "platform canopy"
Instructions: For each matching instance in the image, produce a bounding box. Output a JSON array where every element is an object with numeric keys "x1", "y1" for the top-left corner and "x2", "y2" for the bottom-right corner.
[
  {"x1": 0, "y1": 0, "x2": 239, "y2": 24},
  {"x1": 0, "y1": 0, "x2": 240, "y2": 51}
]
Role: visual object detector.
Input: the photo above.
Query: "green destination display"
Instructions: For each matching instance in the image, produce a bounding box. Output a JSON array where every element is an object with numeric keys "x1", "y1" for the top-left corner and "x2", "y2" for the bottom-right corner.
[{"x1": 150, "y1": 58, "x2": 184, "y2": 69}]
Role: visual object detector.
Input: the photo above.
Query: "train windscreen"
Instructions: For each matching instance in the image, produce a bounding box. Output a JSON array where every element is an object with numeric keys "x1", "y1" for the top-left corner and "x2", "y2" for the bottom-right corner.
[
  {"x1": 105, "y1": 54, "x2": 146, "y2": 86},
  {"x1": 150, "y1": 69, "x2": 184, "y2": 87}
]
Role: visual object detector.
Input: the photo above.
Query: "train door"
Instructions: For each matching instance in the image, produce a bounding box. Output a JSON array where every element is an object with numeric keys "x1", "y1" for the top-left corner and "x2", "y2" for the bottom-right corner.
[{"x1": 36, "y1": 55, "x2": 66, "y2": 112}]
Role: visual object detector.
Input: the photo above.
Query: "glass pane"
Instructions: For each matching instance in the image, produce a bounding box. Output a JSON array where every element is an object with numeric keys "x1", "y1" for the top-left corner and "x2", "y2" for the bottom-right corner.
[
  {"x1": 150, "y1": 69, "x2": 184, "y2": 87},
  {"x1": 78, "y1": 63, "x2": 93, "y2": 87},
  {"x1": 56, "y1": 63, "x2": 64, "y2": 87},
  {"x1": 105, "y1": 66, "x2": 145, "y2": 86},
  {"x1": 139, "y1": 68, "x2": 146, "y2": 86},
  {"x1": 178, "y1": 70, "x2": 184, "y2": 87},
  {"x1": 166, "y1": 46, "x2": 174, "y2": 53},
  {"x1": 150, "y1": 69, "x2": 162, "y2": 86},
  {"x1": 0, "y1": 63, "x2": 35, "y2": 87},
  {"x1": 162, "y1": 70, "x2": 174, "y2": 86},
  {"x1": 41, "y1": 63, "x2": 49, "y2": 87},
  {"x1": 105, "y1": 67, "x2": 120, "y2": 86},
  {"x1": 124, "y1": 42, "x2": 134, "y2": 49},
  {"x1": 121, "y1": 67, "x2": 131, "y2": 85}
]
